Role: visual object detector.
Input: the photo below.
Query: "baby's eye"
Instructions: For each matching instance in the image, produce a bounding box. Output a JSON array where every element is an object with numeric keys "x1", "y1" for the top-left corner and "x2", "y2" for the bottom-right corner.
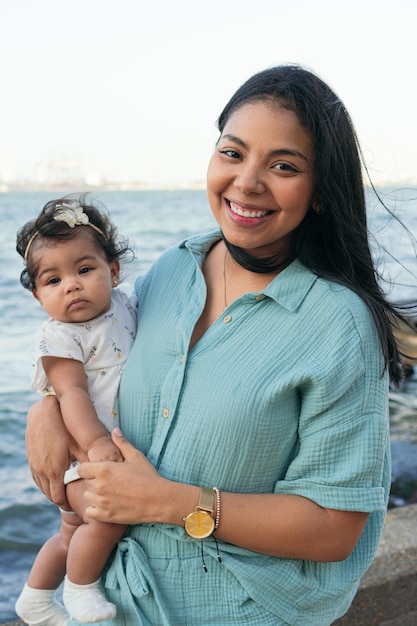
[
  {"x1": 47, "y1": 277, "x2": 61, "y2": 285},
  {"x1": 79, "y1": 266, "x2": 92, "y2": 275}
]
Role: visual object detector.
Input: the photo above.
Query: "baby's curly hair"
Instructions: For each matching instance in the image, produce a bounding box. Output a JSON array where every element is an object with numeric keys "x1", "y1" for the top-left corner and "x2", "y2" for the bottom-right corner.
[{"x1": 16, "y1": 193, "x2": 134, "y2": 290}]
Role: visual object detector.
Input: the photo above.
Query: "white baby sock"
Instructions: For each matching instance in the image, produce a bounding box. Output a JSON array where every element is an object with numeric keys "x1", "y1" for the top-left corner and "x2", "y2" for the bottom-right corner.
[
  {"x1": 15, "y1": 583, "x2": 67, "y2": 626},
  {"x1": 63, "y1": 576, "x2": 116, "y2": 623}
]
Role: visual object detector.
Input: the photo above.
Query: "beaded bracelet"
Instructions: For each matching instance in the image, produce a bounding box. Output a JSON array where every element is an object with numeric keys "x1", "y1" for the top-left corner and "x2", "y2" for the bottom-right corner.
[{"x1": 213, "y1": 486, "x2": 221, "y2": 530}]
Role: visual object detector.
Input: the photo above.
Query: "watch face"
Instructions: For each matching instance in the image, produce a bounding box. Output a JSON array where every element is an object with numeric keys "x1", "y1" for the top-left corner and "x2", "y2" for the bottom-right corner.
[{"x1": 185, "y1": 510, "x2": 215, "y2": 539}]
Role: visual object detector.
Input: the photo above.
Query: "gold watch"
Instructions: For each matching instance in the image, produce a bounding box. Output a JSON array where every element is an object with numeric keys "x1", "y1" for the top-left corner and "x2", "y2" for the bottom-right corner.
[{"x1": 183, "y1": 487, "x2": 215, "y2": 539}]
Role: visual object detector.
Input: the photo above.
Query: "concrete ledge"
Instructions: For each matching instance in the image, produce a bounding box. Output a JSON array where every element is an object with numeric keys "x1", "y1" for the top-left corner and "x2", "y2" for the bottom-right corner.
[
  {"x1": 3, "y1": 505, "x2": 417, "y2": 626},
  {"x1": 334, "y1": 503, "x2": 417, "y2": 625}
]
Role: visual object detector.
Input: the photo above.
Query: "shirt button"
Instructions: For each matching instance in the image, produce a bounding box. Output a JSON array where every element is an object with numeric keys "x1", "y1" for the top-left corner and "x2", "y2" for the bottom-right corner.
[
  {"x1": 223, "y1": 315, "x2": 232, "y2": 324},
  {"x1": 163, "y1": 408, "x2": 170, "y2": 418},
  {"x1": 256, "y1": 294, "x2": 265, "y2": 301},
  {"x1": 180, "y1": 355, "x2": 185, "y2": 363}
]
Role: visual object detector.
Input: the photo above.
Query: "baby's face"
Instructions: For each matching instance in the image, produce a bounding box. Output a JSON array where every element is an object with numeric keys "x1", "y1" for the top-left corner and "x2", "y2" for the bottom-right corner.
[{"x1": 31, "y1": 229, "x2": 119, "y2": 323}]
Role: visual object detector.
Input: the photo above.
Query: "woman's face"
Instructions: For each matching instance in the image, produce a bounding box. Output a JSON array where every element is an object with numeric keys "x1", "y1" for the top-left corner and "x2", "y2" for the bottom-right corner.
[{"x1": 207, "y1": 100, "x2": 317, "y2": 259}]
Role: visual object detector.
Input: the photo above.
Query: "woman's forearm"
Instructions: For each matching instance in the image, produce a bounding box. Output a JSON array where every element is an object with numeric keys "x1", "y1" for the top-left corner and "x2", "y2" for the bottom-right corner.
[
  {"x1": 161, "y1": 482, "x2": 368, "y2": 562},
  {"x1": 212, "y1": 492, "x2": 367, "y2": 561},
  {"x1": 25, "y1": 395, "x2": 87, "y2": 507}
]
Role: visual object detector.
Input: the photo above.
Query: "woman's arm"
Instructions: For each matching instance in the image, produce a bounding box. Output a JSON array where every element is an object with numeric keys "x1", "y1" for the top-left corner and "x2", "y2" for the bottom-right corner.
[
  {"x1": 208, "y1": 492, "x2": 367, "y2": 561},
  {"x1": 79, "y1": 429, "x2": 368, "y2": 563},
  {"x1": 25, "y1": 395, "x2": 87, "y2": 509},
  {"x1": 42, "y1": 356, "x2": 122, "y2": 462}
]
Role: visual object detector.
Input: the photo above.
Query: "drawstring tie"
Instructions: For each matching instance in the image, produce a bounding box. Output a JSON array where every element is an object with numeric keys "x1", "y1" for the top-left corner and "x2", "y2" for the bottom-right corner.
[{"x1": 201, "y1": 535, "x2": 222, "y2": 572}]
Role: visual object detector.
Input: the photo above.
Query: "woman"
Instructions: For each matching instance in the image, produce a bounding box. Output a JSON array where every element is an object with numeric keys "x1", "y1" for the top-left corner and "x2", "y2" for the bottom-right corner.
[{"x1": 24, "y1": 65, "x2": 403, "y2": 625}]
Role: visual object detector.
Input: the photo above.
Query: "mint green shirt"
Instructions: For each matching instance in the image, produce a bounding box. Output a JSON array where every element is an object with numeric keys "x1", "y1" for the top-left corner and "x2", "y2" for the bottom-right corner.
[{"x1": 110, "y1": 231, "x2": 390, "y2": 625}]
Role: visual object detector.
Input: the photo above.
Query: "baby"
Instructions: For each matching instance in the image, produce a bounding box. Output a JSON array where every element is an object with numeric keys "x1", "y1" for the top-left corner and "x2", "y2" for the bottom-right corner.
[{"x1": 15, "y1": 196, "x2": 137, "y2": 624}]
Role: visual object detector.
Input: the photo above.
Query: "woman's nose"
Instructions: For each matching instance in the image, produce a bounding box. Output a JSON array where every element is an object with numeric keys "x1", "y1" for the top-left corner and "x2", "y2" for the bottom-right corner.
[{"x1": 234, "y1": 163, "x2": 265, "y2": 195}]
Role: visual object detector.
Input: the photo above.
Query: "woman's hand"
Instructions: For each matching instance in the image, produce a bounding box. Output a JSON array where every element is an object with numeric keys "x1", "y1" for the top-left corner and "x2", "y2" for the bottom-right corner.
[
  {"x1": 78, "y1": 428, "x2": 175, "y2": 525},
  {"x1": 26, "y1": 396, "x2": 87, "y2": 509}
]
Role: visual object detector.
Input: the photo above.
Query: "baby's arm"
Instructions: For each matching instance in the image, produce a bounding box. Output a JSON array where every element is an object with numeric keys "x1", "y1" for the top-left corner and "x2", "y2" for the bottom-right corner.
[{"x1": 42, "y1": 356, "x2": 122, "y2": 463}]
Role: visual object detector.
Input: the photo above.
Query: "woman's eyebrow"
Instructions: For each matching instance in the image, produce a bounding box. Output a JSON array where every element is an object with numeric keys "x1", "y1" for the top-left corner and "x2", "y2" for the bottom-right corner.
[{"x1": 220, "y1": 133, "x2": 309, "y2": 162}]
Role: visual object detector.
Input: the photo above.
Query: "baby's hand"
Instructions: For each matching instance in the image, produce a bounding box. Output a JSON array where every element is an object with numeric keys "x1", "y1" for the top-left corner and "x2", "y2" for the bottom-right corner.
[{"x1": 87, "y1": 435, "x2": 123, "y2": 463}]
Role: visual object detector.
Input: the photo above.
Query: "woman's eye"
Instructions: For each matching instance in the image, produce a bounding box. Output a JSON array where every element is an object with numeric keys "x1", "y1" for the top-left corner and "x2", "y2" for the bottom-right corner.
[
  {"x1": 274, "y1": 162, "x2": 297, "y2": 173},
  {"x1": 219, "y1": 149, "x2": 241, "y2": 159}
]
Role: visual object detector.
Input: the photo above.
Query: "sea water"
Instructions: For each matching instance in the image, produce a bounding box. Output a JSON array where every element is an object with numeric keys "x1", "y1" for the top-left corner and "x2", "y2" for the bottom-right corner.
[{"x1": 0, "y1": 187, "x2": 416, "y2": 621}]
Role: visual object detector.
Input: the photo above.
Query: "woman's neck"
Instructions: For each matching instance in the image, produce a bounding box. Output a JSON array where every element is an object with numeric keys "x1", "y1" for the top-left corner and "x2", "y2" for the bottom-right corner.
[{"x1": 222, "y1": 233, "x2": 294, "y2": 274}]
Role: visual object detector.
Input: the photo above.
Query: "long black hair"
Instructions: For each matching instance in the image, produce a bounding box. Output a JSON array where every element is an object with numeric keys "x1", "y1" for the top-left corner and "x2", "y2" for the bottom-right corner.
[{"x1": 217, "y1": 64, "x2": 412, "y2": 386}]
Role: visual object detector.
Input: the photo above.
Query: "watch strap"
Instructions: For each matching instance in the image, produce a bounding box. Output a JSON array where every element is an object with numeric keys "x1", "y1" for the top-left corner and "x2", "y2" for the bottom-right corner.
[{"x1": 197, "y1": 487, "x2": 215, "y2": 514}]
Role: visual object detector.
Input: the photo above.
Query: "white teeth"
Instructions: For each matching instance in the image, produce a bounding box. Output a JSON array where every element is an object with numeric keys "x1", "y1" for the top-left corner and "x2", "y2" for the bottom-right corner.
[{"x1": 229, "y1": 202, "x2": 268, "y2": 218}]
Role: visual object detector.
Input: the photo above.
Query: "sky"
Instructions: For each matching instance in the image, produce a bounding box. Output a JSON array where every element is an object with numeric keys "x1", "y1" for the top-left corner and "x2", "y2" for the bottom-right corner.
[{"x1": 1, "y1": 0, "x2": 416, "y2": 186}]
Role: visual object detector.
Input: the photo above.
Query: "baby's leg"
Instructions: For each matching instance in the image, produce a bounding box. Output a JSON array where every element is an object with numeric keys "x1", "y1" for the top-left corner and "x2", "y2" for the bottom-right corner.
[
  {"x1": 62, "y1": 478, "x2": 126, "y2": 622},
  {"x1": 15, "y1": 508, "x2": 82, "y2": 626},
  {"x1": 27, "y1": 509, "x2": 83, "y2": 588}
]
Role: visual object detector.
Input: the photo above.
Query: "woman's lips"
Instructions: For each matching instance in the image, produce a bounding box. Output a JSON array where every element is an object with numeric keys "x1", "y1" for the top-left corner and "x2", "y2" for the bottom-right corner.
[{"x1": 228, "y1": 200, "x2": 272, "y2": 219}]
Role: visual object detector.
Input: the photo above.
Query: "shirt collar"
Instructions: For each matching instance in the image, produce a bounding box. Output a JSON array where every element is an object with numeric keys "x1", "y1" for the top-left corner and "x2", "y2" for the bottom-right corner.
[
  {"x1": 180, "y1": 231, "x2": 318, "y2": 312},
  {"x1": 263, "y1": 260, "x2": 318, "y2": 311}
]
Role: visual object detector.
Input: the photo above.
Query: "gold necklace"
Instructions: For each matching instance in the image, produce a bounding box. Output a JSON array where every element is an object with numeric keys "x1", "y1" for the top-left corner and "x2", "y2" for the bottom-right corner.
[{"x1": 223, "y1": 248, "x2": 228, "y2": 310}]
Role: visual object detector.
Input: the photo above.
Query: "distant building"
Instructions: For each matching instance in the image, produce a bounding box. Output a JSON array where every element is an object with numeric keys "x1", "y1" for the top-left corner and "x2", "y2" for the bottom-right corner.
[{"x1": 36, "y1": 158, "x2": 86, "y2": 187}]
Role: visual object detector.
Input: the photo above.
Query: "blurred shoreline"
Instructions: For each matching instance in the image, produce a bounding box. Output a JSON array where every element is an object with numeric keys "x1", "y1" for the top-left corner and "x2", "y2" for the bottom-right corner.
[
  {"x1": 0, "y1": 180, "x2": 207, "y2": 194},
  {"x1": 1, "y1": 177, "x2": 416, "y2": 195}
]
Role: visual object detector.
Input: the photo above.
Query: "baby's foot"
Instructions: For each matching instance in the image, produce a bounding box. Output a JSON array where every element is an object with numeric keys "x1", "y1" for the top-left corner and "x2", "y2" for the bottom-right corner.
[
  {"x1": 15, "y1": 583, "x2": 67, "y2": 626},
  {"x1": 63, "y1": 576, "x2": 116, "y2": 623}
]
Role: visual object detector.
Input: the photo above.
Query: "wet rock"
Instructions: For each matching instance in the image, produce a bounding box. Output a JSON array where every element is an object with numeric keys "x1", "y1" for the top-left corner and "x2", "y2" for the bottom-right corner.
[
  {"x1": 389, "y1": 440, "x2": 417, "y2": 507},
  {"x1": 390, "y1": 440, "x2": 417, "y2": 483}
]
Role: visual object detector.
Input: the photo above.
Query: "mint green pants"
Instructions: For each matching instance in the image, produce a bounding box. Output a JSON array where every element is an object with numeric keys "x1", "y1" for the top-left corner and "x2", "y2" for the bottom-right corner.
[{"x1": 68, "y1": 524, "x2": 286, "y2": 626}]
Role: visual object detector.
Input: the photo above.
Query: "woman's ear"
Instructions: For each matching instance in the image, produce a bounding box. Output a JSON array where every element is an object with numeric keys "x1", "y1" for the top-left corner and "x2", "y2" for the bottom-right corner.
[{"x1": 312, "y1": 193, "x2": 325, "y2": 215}]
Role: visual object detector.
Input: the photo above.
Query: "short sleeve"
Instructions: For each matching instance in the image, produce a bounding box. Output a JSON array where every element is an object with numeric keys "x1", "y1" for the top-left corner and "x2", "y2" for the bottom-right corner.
[
  {"x1": 31, "y1": 320, "x2": 84, "y2": 393},
  {"x1": 273, "y1": 296, "x2": 390, "y2": 513}
]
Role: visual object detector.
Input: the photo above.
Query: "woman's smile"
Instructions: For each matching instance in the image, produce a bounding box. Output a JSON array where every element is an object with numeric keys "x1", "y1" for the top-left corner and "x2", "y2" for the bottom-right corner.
[{"x1": 227, "y1": 199, "x2": 273, "y2": 221}]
